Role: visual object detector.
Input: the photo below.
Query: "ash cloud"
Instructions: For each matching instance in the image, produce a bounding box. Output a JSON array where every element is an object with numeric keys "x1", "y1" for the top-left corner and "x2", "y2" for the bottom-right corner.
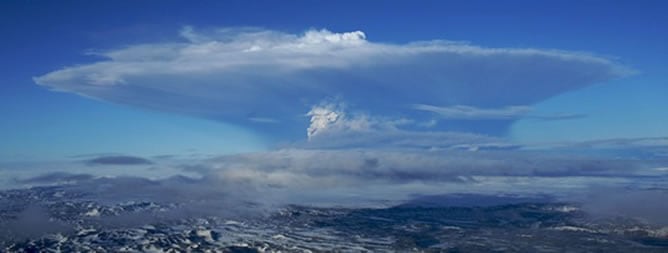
[{"x1": 34, "y1": 27, "x2": 631, "y2": 137}]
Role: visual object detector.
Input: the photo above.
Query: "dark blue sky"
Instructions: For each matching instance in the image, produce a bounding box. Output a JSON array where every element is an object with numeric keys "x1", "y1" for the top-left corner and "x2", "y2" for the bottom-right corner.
[{"x1": 1, "y1": 0, "x2": 667, "y2": 160}]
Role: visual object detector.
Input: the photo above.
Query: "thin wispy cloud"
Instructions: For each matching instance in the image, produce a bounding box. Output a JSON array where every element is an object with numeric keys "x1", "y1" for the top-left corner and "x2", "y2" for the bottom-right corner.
[
  {"x1": 414, "y1": 104, "x2": 532, "y2": 120},
  {"x1": 413, "y1": 104, "x2": 586, "y2": 121}
]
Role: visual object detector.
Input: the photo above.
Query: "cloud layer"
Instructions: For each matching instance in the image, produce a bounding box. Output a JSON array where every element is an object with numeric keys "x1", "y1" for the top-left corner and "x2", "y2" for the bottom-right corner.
[
  {"x1": 34, "y1": 27, "x2": 631, "y2": 138},
  {"x1": 8, "y1": 137, "x2": 668, "y2": 222},
  {"x1": 204, "y1": 148, "x2": 667, "y2": 188}
]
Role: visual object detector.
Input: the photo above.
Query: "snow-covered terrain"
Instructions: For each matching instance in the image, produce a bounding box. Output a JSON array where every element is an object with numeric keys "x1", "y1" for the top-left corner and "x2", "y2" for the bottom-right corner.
[{"x1": 1, "y1": 185, "x2": 667, "y2": 252}]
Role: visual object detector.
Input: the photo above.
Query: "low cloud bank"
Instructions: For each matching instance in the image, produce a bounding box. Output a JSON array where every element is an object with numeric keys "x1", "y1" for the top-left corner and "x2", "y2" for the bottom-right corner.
[{"x1": 7, "y1": 136, "x2": 668, "y2": 225}]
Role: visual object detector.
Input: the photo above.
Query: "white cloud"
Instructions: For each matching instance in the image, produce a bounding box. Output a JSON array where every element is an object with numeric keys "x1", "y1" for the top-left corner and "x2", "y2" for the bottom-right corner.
[{"x1": 34, "y1": 27, "x2": 631, "y2": 137}]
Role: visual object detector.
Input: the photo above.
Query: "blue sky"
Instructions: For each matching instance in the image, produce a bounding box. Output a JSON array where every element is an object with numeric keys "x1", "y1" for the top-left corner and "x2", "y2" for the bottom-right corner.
[{"x1": 1, "y1": 0, "x2": 667, "y2": 161}]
